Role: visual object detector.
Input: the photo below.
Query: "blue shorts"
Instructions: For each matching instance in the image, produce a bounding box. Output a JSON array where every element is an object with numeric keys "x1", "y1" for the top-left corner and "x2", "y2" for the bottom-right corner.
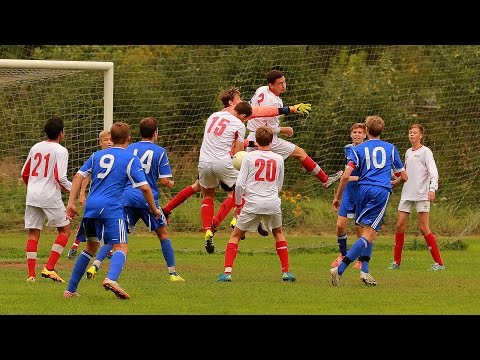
[
  {"x1": 338, "y1": 193, "x2": 357, "y2": 219},
  {"x1": 355, "y1": 186, "x2": 391, "y2": 232},
  {"x1": 124, "y1": 206, "x2": 166, "y2": 233},
  {"x1": 77, "y1": 217, "x2": 128, "y2": 245}
]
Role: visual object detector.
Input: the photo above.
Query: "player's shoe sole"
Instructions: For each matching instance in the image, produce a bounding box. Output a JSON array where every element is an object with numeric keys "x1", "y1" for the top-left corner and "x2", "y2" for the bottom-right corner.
[
  {"x1": 102, "y1": 278, "x2": 130, "y2": 300},
  {"x1": 204, "y1": 229, "x2": 215, "y2": 254},
  {"x1": 86, "y1": 265, "x2": 97, "y2": 280}
]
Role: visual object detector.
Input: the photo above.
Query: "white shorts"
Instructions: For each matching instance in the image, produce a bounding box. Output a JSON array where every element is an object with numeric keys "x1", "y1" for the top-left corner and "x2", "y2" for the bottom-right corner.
[
  {"x1": 246, "y1": 132, "x2": 295, "y2": 159},
  {"x1": 235, "y1": 211, "x2": 282, "y2": 233},
  {"x1": 397, "y1": 199, "x2": 430, "y2": 213},
  {"x1": 24, "y1": 205, "x2": 70, "y2": 230},
  {"x1": 198, "y1": 161, "x2": 238, "y2": 189}
]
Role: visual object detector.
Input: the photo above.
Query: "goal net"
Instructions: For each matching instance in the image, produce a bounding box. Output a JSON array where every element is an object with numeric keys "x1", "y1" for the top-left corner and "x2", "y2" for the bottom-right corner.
[{"x1": 1, "y1": 45, "x2": 479, "y2": 238}]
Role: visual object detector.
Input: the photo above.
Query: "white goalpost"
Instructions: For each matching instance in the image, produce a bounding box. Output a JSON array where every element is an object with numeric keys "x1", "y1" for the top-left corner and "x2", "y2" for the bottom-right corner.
[
  {"x1": 0, "y1": 59, "x2": 114, "y2": 230},
  {"x1": 0, "y1": 59, "x2": 114, "y2": 130}
]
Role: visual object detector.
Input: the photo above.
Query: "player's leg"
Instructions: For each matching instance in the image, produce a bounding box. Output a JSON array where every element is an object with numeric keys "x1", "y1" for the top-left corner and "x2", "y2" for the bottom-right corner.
[
  {"x1": 24, "y1": 206, "x2": 43, "y2": 282},
  {"x1": 389, "y1": 200, "x2": 411, "y2": 269},
  {"x1": 67, "y1": 237, "x2": 81, "y2": 259},
  {"x1": 162, "y1": 178, "x2": 201, "y2": 219},
  {"x1": 417, "y1": 202, "x2": 444, "y2": 270},
  {"x1": 86, "y1": 241, "x2": 113, "y2": 280},
  {"x1": 41, "y1": 207, "x2": 71, "y2": 282},
  {"x1": 270, "y1": 214, "x2": 295, "y2": 282},
  {"x1": 152, "y1": 215, "x2": 185, "y2": 281},
  {"x1": 102, "y1": 218, "x2": 130, "y2": 299},
  {"x1": 64, "y1": 218, "x2": 101, "y2": 297}
]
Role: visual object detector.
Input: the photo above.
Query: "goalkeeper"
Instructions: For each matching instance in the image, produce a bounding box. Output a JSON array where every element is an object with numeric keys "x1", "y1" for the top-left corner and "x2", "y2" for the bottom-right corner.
[{"x1": 247, "y1": 69, "x2": 342, "y2": 189}]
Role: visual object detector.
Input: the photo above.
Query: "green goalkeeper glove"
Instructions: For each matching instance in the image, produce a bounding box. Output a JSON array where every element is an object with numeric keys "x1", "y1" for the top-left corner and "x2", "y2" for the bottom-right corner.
[{"x1": 289, "y1": 103, "x2": 312, "y2": 117}]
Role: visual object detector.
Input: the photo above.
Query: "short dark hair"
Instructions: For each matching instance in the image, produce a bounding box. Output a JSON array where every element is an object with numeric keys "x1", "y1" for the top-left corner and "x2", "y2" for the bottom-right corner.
[
  {"x1": 110, "y1": 121, "x2": 131, "y2": 144},
  {"x1": 266, "y1": 70, "x2": 284, "y2": 85},
  {"x1": 219, "y1": 87, "x2": 241, "y2": 107},
  {"x1": 44, "y1": 116, "x2": 64, "y2": 140},
  {"x1": 139, "y1": 116, "x2": 158, "y2": 138},
  {"x1": 255, "y1": 126, "x2": 273, "y2": 147},
  {"x1": 233, "y1": 101, "x2": 252, "y2": 118}
]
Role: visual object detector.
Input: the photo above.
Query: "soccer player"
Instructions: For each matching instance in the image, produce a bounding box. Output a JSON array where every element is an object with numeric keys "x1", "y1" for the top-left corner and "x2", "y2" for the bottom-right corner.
[
  {"x1": 388, "y1": 123, "x2": 444, "y2": 271},
  {"x1": 162, "y1": 86, "x2": 310, "y2": 238},
  {"x1": 331, "y1": 122, "x2": 367, "y2": 270},
  {"x1": 21, "y1": 116, "x2": 72, "y2": 283},
  {"x1": 63, "y1": 121, "x2": 161, "y2": 299},
  {"x1": 199, "y1": 100, "x2": 252, "y2": 254},
  {"x1": 66, "y1": 130, "x2": 112, "y2": 259},
  {"x1": 87, "y1": 116, "x2": 184, "y2": 281},
  {"x1": 217, "y1": 126, "x2": 295, "y2": 282},
  {"x1": 247, "y1": 69, "x2": 343, "y2": 189},
  {"x1": 331, "y1": 115, "x2": 408, "y2": 286}
]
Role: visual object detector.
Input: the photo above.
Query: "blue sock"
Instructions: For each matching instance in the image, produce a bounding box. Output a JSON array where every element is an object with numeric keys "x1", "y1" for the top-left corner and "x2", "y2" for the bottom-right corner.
[
  {"x1": 106, "y1": 250, "x2": 127, "y2": 281},
  {"x1": 96, "y1": 243, "x2": 114, "y2": 261},
  {"x1": 337, "y1": 234, "x2": 347, "y2": 256},
  {"x1": 338, "y1": 237, "x2": 368, "y2": 275},
  {"x1": 67, "y1": 251, "x2": 92, "y2": 292},
  {"x1": 160, "y1": 239, "x2": 175, "y2": 268},
  {"x1": 361, "y1": 242, "x2": 373, "y2": 273}
]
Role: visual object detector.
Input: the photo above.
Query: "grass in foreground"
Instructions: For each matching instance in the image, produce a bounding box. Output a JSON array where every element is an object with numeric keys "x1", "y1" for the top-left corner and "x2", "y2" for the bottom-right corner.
[{"x1": 0, "y1": 231, "x2": 478, "y2": 315}]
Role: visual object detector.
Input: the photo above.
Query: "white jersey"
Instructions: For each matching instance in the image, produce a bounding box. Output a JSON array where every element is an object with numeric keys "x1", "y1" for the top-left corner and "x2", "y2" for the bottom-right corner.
[
  {"x1": 235, "y1": 149, "x2": 284, "y2": 215},
  {"x1": 21, "y1": 140, "x2": 71, "y2": 208},
  {"x1": 199, "y1": 110, "x2": 245, "y2": 163},
  {"x1": 248, "y1": 85, "x2": 283, "y2": 135},
  {"x1": 400, "y1": 145, "x2": 439, "y2": 201}
]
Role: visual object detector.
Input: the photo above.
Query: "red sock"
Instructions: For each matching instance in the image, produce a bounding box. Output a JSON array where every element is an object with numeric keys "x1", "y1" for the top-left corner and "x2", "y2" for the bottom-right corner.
[
  {"x1": 26, "y1": 239, "x2": 38, "y2": 277},
  {"x1": 45, "y1": 233, "x2": 68, "y2": 270},
  {"x1": 301, "y1": 156, "x2": 328, "y2": 183},
  {"x1": 394, "y1": 232, "x2": 405, "y2": 265},
  {"x1": 163, "y1": 185, "x2": 196, "y2": 215},
  {"x1": 276, "y1": 240, "x2": 290, "y2": 272},
  {"x1": 201, "y1": 198, "x2": 215, "y2": 231},
  {"x1": 425, "y1": 232, "x2": 443, "y2": 265},
  {"x1": 224, "y1": 242, "x2": 239, "y2": 271},
  {"x1": 213, "y1": 194, "x2": 234, "y2": 229},
  {"x1": 72, "y1": 238, "x2": 80, "y2": 249}
]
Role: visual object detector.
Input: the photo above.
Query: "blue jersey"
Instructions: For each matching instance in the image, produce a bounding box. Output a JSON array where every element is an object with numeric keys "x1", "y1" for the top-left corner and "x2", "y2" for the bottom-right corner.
[
  {"x1": 349, "y1": 139, "x2": 404, "y2": 192},
  {"x1": 122, "y1": 141, "x2": 172, "y2": 209},
  {"x1": 343, "y1": 144, "x2": 360, "y2": 199},
  {"x1": 79, "y1": 146, "x2": 148, "y2": 218}
]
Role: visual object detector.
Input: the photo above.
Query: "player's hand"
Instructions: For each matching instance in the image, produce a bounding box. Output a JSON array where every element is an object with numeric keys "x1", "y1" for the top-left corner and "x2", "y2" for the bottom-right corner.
[
  {"x1": 66, "y1": 205, "x2": 78, "y2": 220},
  {"x1": 234, "y1": 206, "x2": 242, "y2": 218},
  {"x1": 290, "y1": 103, "x2": 312, "y2": 117},
  {"x1": 152, "y1": 207, "x2": 162, "y2": 219},
  {"x1": 332, "y1": 199, "x2": 340, "y2": 212}
]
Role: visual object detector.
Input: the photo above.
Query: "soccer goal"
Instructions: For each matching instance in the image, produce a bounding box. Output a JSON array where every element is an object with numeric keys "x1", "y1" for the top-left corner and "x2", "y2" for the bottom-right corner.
[{"x1": 0, "y1": 59, "x2": 113, "y2": 230}]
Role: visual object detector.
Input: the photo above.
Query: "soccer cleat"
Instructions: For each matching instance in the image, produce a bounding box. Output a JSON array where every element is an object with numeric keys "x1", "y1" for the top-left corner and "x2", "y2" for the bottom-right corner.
[
  {"x1": 106, "y1": 250, "x2": 114, "y2": 259},
  {"x1": 330, "y1": 267, "x2": 341, "y2": 286},
  {"x1": 169, "y1": 273, "x2": 186, "y2": 282},
  {"x1": 67, "y1": 248, "x2": 77, "y2": 259},
  {"x1": 86, "y1": 265, "x2": 97, "y2": 280},
  {"x1": 204, "y1": 229, "x2": 215, "y2": 254},
  {"x1": 41, "y1": 267, "x2": 65, "y2": 283},
  {"x1": 162, "y1": 208, "x2": 171, "y2": 224},
  {"x1": 282, "y1": 272, "x2": 296, "y2": 282},
  {"x1": 63, "y1": 290, "x2": 80, "y2": 298},
  {"x1": 324, "y1": 170, "x2": 344, "y2": 189},
  {"x1": 428, "y1": 263, "x2": 445, "y2": 271},
  {"x1": 102, "y1": 278, "x2": 130, "y2": 300},
  {"x1": 360, "y1": 271, "x2": 377, "y2": 286},
  {"x1": 387, "y1": 262, "x2": 400, "y2": 270},
  {"x1": 330, "y1": 254, "x2": 344, "y2": 268},
  {"x1": 26, "y1": 276, "x2": 36, "y2": 282},
  {"x1": 217, "y1": 273, "x2": 232, "y2": 282},
  {"x1": 353, "y1": 260, "x2": 362, "y2": 269},
  {"x1": 257, "y1": 221, "x2": 269, "y2": 237}
]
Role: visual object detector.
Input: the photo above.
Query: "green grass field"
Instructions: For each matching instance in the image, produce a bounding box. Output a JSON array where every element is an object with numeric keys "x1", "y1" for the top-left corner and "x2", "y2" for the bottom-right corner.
[{"x1": 1, "y1": 230, "x2": 478, "y2": 315}]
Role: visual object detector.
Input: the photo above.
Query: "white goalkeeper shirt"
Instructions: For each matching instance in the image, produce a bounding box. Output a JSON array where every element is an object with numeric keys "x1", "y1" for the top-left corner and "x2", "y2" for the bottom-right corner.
[
  {"x1": 199, "y1": 110, "x2": 245, "y2": 163},
  {"x1": 235, "y1": 149, "x2": 284, "y2": 215},
  {"x1": 400, "y1": 145, "x2": 439, "y2": 201},
  {"x1": 21, "y1": 140, "x2": 72, "y2": 208},
  {"x1": 248, "y1": 86, "x2": 283, "y2": 135}
]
